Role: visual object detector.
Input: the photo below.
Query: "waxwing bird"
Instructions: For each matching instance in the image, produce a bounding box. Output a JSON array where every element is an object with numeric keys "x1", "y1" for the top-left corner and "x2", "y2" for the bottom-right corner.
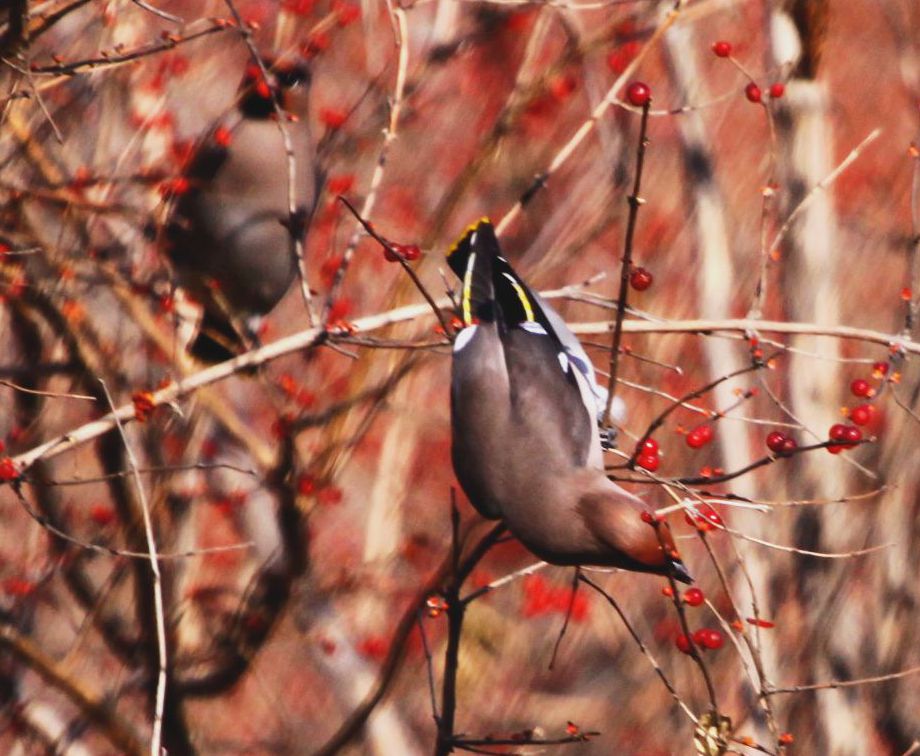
[
  {"x1": 448, "y1": 219, "x2": 691, "y2": 582},
  {"x1": 165, "y1": 58, "x2": 319, "y2": 363}
]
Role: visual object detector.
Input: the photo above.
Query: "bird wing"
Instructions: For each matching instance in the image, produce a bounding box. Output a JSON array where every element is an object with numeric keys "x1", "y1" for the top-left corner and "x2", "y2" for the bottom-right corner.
[
  {"x1": 447, "y1": 218, "x2": 607, "y2": 469},
  {"x1": 448, "y1": 219, "x2": 604, "y2": 470}
]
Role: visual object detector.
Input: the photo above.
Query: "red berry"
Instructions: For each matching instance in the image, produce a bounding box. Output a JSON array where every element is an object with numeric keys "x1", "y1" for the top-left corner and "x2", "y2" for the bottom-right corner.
[
  {"x1": 3, "y1": 577, "x2": 35, "y2": 597},
  {"x1": 686, "y1": 425, "x2": 712, "y2": 449},
  {"x1": 712, "y1": 40, "x2": 732, "y2": 58},
  {"x1": 320, "y1": 108, "x2": 347, "y2": 129},
  {"x1": 636, "y1": 438, "x2": 659, "y2": 455},
  {"x1": 335, "y1": 1, "x2": 360, "y2": 26},
  {"x1": 549, "y1": 73, "x2": 578, "y2": 101},
  {"x1": 744, "y1": 82, "x2": 762, "y2": 103},
  {"x1": 661, "y1": 585, "x2": 674, "y2": 597},
  {"x1": 850, "y1": 404, "x2": 872, "y2": 426},
  {"x1": 842, "y1": 425, "x2": 862, "y2": 444},
  {"x1": 400, "y1": 244, "x2": 421, "y2": 261},
  {"x1": 828, "y1": 423, "x2": 860, "y2": 453},
  {"x1": 213, "y1": 125, "x2": 232, "y2": 147},
  {"x1": 0, "y1": 457, "x2": 19, "y2": 481},
  {"x1": 625, "y1": 81, "x2": 651, "y2": 107},
  {"x1": 327, "y1": 174, "x2": 355, "y2": 194},
  {"x1": 766, "y1": 431, "x2": 787, "y2": 453},
  {"x1": 850, "y1": 378, "x2": 871, "y2": 397},
  {"x1": 630, "y1": 267, "x2": 653, "y2": 291},
  {"x1": 778, "y1": 733, "x2": 794, "y2": 746},
  {"x1": 769, "y1": 82, "x2": 785, "y2": 99},
  {"x1": 254, "y1": 80, "x2": 271, "y2": 99},
  {"x1": 684, "y1": 502, "x2": 723, "y2": 531},
  {"x1": 873, "y1": 361, "x2": 889, "y2": 377},
  {"x1": 640, "y1": 511, "x2": 654, "y2": 524},
  {"x1": 384, "y1": 243, "x2": 422, "y2": 262},
  {"x1": 89, "y1": 504, "x2": 115, "y2": 526},
  {"x1": 683, "y1": 587, "x2": 704, "y2": 607},
  {"x1": 297, "y1": 474, "x2": 316, "y2": 496},
  {"x1": 829, "y1": 423, "x2": 848, "y2": 441},
  {"x1": 694, "y1": 627, "x2": 724, "y2": 650},
  {"x1": 781, "y1": 437, "x2": 798, "y2": 454},
  {"x1": 637, "y1": 453, "x2": 660, "y2": 472},
  {"x1": 675, "y1": 633, "x2": 693, "y2": 654}
]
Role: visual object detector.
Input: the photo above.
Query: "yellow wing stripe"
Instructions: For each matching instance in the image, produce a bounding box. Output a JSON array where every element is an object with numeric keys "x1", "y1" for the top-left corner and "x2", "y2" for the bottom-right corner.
[
  {"x1": 446, "y1": 216, "x2": 492, "y2": 259},
  {"x1": 502, "y1": 273, "x2": 535, "y2": 322},
  {"x1": 462, "y1": 252, "x2": 476, "y2": 325}
]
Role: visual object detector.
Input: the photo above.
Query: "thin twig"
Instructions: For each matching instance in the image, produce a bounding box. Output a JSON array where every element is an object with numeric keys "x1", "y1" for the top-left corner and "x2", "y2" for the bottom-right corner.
[
  {"x1": 12, "y1": 301, "x2": 920, "y2": 478},
  {"x1": 579, "y1": 573, "x2": 700, "y2": 724},
  {"x1": 0, "y1": 624, "x2": 144, "y2": 755},
  {"x1": 548, "y1": 567, "x2": 581, "y2": 670},
  {"x1": 494, "y1": 1, "x2": 686, "y2": 236},
  {"x1": 757, "y1": 372, "x2": 875, "y2": 479},
  {"x1": 417, "y1": 610, "x2": 440, "y2": 723},
  {"x1": 337, "y1": 195, "x2": 453, "y2": 338},
  {"x1": 99, "y1": 380, "x2": 167, "y2": 756},
  {"x1": 656, "y1": 525, "x2": 719, "y2": 711},
  {"x1": 27, "y1": 21, "x2": 227, "y2": 75},
  {"x1": 765, "y1": 664, "x2": 920, "y2": 696},
  {"x1": 324, "y1": 6, "x2": 410, "y2": 320},
  {"x1": 15, "y1": 485, "x2": 252, "y2": 560},
  {"x1": 461, "y1": 560, "x2": 548, "y2": 604},
  {"x1": 0, "y1": 378, "x2": 94, "y2": 400},
  {"x1": 313, "y1": 520, "x2": 504, "y2": 756},
  {"x1": 764, "y1": 128, "x2": 882, "y2": 266},
  {"x1": 223, "y1": 0, "x2": 316, "y2": 326},
  {"x1": 604, "y1": 96, "x2": 651, "y2": 426},
  {"x1": 131, "y1": 0, "x2": 183, "y2": 23},
  {"x1": 624, "y1": 358, "x2": 772, "y2": 469}
]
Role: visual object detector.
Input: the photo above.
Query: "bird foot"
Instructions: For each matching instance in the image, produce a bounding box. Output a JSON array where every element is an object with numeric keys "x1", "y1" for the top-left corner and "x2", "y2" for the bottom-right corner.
[{"x1": 599, "y1": 426, "x2": 618, "y2": 451}]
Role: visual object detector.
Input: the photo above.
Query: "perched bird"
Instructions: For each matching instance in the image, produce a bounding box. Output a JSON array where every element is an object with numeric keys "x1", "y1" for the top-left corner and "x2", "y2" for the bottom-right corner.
[
  {"x1": 448, "y1": 219, "x2": 690, "y2": 581},
  {"x1": 164, "y1": 57, "x2": 319, "y2": 363}
]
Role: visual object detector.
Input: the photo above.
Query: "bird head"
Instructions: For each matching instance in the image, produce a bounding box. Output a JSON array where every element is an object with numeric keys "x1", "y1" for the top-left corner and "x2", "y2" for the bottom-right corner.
[
  {"x1": 659, "y1": 527, "x2": 693, "y2": 584},
  {"x1": 577, "y1": 481, "x2": 693, "y2": 582},
  {"x1": 239, "y1": 56, "x2": 312, "y2": 119}
]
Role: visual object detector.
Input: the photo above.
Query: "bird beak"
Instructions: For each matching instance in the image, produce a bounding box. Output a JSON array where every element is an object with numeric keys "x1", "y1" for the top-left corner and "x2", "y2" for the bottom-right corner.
[{"x1": 669, "y1": 559, "x2": 693, "y2": 584}]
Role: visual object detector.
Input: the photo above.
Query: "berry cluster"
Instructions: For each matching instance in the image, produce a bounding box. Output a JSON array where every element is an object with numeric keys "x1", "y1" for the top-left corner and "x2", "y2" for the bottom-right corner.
[
  {"x1": 823, "y1": 365, "x2": 890, "y2": 453},
  {"x1": 671, "y1": 587, "x2": 724, "y2": 653},
  {"x1": 684, "y1": 502, "x2": 723, "y2": 532},
  {"x1": 685, "y1": 423, "x2": 714, "y2": 449},
  {"x1": 711, "y1": 41, "x2": 785, "y2": 104},
  {"x1": 827, "y1": 423, "x2": 862, "y2": 454},
  {"x1": 383, "y1": 242, "x2": 422, "y2": 262},
  {"x1": 635, "y1": 438, "x2": 660, "y2": 471},
  {"x1": 765, "y1": 430, "x2": 797, "y2": 455}
]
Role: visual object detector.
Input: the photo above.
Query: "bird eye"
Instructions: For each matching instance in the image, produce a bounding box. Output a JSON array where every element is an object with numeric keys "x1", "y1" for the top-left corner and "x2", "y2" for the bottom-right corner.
[{"x1": 275, "y1": 65, "x2": 310, "y2": 89}]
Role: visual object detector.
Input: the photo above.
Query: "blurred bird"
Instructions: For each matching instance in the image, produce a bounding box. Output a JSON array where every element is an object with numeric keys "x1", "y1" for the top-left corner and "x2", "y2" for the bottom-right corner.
[
  {"x1": 165, "y1": 57, "x2": 319, "y2": 363},
  {"x1": 448, "y1": 219, "x2": 690, "y2": 581}
]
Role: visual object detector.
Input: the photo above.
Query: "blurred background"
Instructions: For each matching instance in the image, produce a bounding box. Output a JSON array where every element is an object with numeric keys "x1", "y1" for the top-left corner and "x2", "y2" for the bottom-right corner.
[{"x1": 0, "y1": 0, "x2": 918, "y2": 753}]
